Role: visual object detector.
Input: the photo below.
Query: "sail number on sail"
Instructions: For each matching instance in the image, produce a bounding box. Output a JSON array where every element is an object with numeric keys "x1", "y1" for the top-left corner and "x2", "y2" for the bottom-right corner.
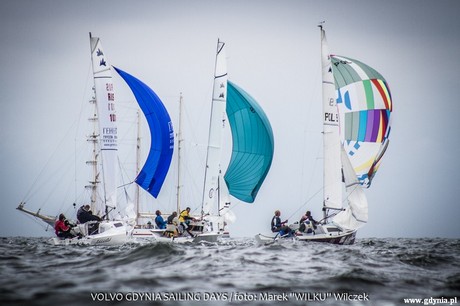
[{"x1": 324, "y1": 112, "x2": 339, "y2": 123}]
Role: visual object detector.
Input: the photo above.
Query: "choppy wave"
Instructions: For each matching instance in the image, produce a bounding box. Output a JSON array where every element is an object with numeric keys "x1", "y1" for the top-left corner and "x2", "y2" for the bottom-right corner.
[{"x1": 0, "y1": 237, "x2": 459, "y2": 305}]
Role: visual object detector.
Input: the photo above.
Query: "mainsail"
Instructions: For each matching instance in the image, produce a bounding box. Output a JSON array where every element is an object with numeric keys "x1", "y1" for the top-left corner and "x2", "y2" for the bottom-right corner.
[
  {"x1": 201, "y1": 40, "x2": 227, "y2": 216},
  {"x1": 114, "y1": 67, "x2": 174, "y2": 198},
  {"x1": 321, "y1": 26, "x2": 369, "y2": 231},
  {"x1": 320, "y1": 28, "x2": 343, "y2": 213},
  {"x1": 332, "y1": 55, "x2": 392, "y2": 187},
  {"x1": 224, "y1": 81, "x2": 274, "y2": 203},
  {"x1": 89, "y1": 33, "x2": 118, "y2": 213}
]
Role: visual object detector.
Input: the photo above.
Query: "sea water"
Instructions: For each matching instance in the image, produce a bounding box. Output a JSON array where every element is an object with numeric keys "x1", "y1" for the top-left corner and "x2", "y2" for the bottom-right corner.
[{"x1": 1, "y1": 237, "x2": 459, "y2": 306}]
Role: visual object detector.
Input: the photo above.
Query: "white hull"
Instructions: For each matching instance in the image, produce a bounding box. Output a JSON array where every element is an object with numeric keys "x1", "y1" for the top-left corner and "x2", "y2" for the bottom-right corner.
[
  {"x1": 154, "y1": 232, "x2": 220, "y2": 244},
  {"x1": 131, "y1": 227, "x2": 220, "y2": 243},
  {"x1": 131, "y1": 227, "x2": 165, "y2": 239},
  {"x1": 131, "y1": 214, "x2": 227, "y2": 243},
  {"x1": 48, "y1": 221, "x2": 129, "y2": 246},
  {"x1": 255, "y1": 224, "x2": 357, "y2": 245}
]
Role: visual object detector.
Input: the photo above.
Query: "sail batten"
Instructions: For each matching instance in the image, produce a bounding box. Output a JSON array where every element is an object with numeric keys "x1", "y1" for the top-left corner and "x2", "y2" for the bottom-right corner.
[
  {"x1": 224, "y1": 81, "x2": 274, "y2": 203},
  {"x1": 113, "y1": 67, "x2": 174, "y2": 198}
]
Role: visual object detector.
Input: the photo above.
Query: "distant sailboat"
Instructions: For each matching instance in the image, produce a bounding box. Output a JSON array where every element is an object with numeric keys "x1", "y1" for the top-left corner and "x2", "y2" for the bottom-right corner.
[
  {"x1": 17, "y1": 33, "x2": 131, "y2": 246},
  {"x1": 256, "y1": 25, "x2": 392, "y2": 245}
]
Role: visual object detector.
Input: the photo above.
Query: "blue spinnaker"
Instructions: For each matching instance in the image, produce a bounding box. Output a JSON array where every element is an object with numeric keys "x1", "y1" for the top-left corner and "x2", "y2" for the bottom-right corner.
[
  {"x1": 114, "y1": 67, "x2": 174, "y2": 198},
  {"x1": 224, "y1": 81, "x2": 274, "y2": 203}
]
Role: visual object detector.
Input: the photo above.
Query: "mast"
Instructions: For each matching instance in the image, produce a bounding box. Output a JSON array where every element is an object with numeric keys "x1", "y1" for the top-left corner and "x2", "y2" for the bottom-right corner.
[
  {"x1": 135, "y1": 110, "x2": 141, "y2": 222},
  {"x1": 176, "y1": 93, "x2": 183, "y2": 213},
  {"x1": 86, "y1": 32, "x2": 99, "y2": 212},
  {"x1": 319, "y1": 25, "x2": 343, "y2": 221},
  {"x1": 86, "y1": 89, "x2": 99, "y2": 211},
  {"x1": 216, "y1": 175, "x2": 220, "y2": 216}
]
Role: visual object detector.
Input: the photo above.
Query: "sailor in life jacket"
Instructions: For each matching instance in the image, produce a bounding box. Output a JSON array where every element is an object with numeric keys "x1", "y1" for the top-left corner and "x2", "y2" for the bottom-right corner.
[
  {"x1": 77, "y1": 204, "x2": 101, "y2": 224},
  {"x1": 179, "y1": 207, "x2": 196, "y2": 237},
  {"x1": 54, "y1": 213, "x2": 76, "y2": 239},
  {"x1": 154, "y1": 210, "x2": 167, "y2": 229},
  {"x1": 299, "y1": 210, "x2": 317, "y2": 233},
  {"x1": 270, "y1": 210, "x2": 291, "y2": 235},
  {"x1": 165, "y1": 211, "x2": 178, "y2": 237}
]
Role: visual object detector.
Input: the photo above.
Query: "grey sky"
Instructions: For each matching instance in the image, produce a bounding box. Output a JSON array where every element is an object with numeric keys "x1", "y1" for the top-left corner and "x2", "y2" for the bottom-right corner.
[{"x1": 1, "y1": 0, "x2": 459, "y2": 238}]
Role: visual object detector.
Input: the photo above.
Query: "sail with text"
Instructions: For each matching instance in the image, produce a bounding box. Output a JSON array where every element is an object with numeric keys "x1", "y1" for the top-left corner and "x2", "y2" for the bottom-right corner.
[
  {"x1": 332, "y1": 55, "x2": 392, "y2": 188},
  {"x1": 320, "y1": 28, "x2": 369, "y2": 230},
  {"x1": 89, "y1": 34, "x2": 118, "y2": 213},
  {"x1": 224, "y1": 81, "x2": 274, "y2": 203},
  {"x1": 114, "y1": 67, "x2": 174, "y2": 198}
]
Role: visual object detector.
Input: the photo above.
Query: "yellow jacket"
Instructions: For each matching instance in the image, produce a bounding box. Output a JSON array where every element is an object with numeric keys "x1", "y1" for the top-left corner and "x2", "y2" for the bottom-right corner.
[{"x1": 179, "y1": 210, "x2": 191, "y2": 223}]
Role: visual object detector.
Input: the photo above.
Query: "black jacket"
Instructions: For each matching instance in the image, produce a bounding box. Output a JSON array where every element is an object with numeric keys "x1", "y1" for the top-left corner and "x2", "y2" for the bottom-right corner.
[{"x1": 77, "y1": 206, "x2": 101, "y2": 224}]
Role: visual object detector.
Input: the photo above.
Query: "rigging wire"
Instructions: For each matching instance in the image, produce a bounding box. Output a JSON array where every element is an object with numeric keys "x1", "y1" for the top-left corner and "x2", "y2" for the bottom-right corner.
[
  {"x1": 74, "y1": 63, "x2": 93, "y2": 203},
  {"x1": 285, "y1": 186, "x2": 324, "y2": 222},
  {"x1": 23, "y1": 214, "x2": 52, "y2": 232},
  {"x1": 22, "y1": 117, "x2": 80, "y2": 205}
]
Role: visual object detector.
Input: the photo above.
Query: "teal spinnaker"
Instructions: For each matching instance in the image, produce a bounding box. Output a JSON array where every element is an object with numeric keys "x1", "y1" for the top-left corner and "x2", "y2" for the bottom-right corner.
[{"x1": 224, "y1": 81, "x2": 274, "y2": 203}]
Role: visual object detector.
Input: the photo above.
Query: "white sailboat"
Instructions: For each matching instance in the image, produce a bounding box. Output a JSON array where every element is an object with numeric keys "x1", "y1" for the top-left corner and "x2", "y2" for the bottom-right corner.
[
  {"x1": 192, "y1": 39, "x2": 230, "y2": 242},
  {"x1": 17, "y1": 33, "x2": 130, "y2": 246},
  {"x1": 123, "y1": 95, "x2": 217, "y2": 243},
  {"x1": 255, "y1": 25, "x2": 392, "y2": 245},
  {"x1": 187, "y1": 39, "x2": 275, "y2": 242},
  {"x1": 128, "y1": 39, "x2": 274, "y2": 243},
  {"x1": 123, "y1": 40, "x2": 228, "y2": 243},
  {"x1": 133, "y1": 40, "x2": 231, "y2": 243}
]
